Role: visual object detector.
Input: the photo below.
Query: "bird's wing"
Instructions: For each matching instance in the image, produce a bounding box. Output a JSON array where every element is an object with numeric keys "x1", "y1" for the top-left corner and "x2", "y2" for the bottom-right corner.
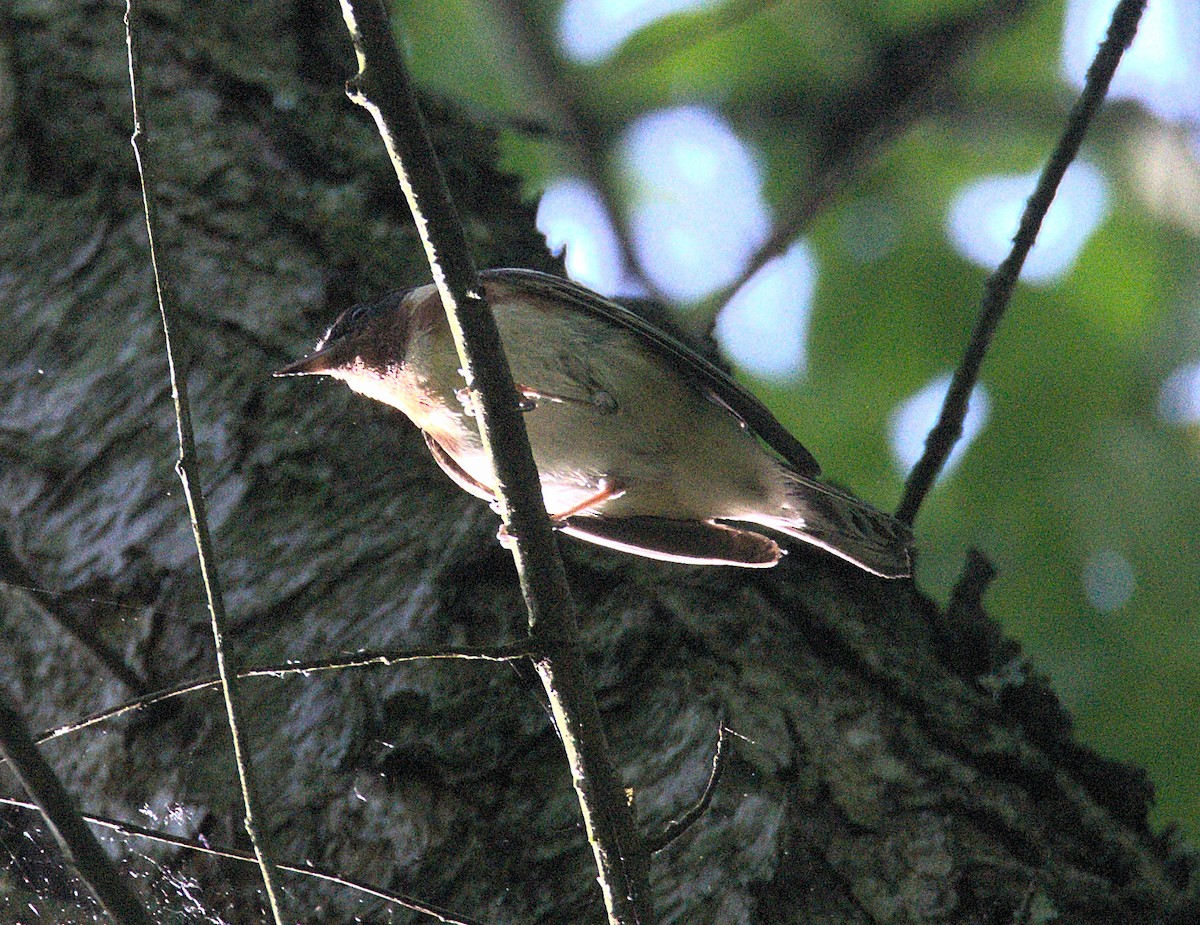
[{"x1": 483, "y1": 269, "x2": 821, "y2": 477}]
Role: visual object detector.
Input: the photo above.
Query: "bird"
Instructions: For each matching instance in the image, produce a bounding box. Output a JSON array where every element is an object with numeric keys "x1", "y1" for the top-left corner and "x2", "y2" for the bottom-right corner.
[{"x1": 275, "y1": 269, "x2": 913, "y2": 576}]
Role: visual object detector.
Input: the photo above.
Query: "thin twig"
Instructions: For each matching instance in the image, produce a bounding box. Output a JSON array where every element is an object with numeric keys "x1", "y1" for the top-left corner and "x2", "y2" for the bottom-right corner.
[
  {"x1": 895, "y1": 0, "x2": 1146, "y2": 525},
  {"x1": 0, "y1": 796, "x2": 488, "y2": 925},
  {"x1": 697, "y1": 0, "x2": 1026, "y2": 334},
  {"x1": 944, "y1": 549, "x2": 998, "y2": 626},
  {"x1": 27, "y1": 642, "x2": 535, "y2": 748},
  {"x1": 0, "y1": 533, "x2": 149, "y2": 694},
  {"x1": 0, "y1": 689, "x2": 154, "y2": 925},
  {"x1": 646, "y1": 722, "x2": 730, "y2": 854},
  {"x1": 335, "y1": 2, "x2": 652, "y2": 921},
  {"x1": 487, "y1": 0, "x2": 663, "y2": 301},
  {"x1": 123, "y1": 4, "x2": 285, "y2": 921}
]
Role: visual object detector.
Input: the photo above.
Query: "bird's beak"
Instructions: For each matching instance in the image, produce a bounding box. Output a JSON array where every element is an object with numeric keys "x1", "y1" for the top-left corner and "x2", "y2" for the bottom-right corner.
[{"x1": 274, "y1": 349, "x2": 337, "y2": 377}]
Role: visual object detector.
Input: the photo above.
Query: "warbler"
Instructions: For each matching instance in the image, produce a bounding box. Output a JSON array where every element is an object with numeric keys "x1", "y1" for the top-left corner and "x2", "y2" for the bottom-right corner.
[{"x1": 276, "y1": 269, "x2": 913, "y2": 576}]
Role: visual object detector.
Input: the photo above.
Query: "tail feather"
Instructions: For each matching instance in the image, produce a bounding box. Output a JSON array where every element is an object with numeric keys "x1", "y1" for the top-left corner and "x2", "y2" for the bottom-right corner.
[{"x1": 749, "y1": 473, "x2": 914, "y2": 578}]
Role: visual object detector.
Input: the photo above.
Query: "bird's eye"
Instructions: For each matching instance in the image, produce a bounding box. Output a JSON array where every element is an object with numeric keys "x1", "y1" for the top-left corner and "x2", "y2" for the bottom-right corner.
[{"x1": 328, "y1": 304, "x2": 372, "y2": 341}]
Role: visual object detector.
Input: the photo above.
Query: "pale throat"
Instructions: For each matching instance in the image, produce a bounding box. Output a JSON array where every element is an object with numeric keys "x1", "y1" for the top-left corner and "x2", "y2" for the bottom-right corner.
[{"x1": 334, "y1": 359, "x2": 480, "y2": 451}]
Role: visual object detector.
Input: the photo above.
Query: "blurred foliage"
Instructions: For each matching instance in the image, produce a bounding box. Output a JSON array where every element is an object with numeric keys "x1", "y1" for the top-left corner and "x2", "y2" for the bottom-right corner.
[{"x1": 391, "y1": 0, "x2": 1200, "y2": 841}]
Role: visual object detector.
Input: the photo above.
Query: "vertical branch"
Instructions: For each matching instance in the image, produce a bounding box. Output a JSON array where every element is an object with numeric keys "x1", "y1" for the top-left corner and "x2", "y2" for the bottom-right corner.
[
  {"x1": 896, "y1": 0, "x2": 1147, "y2": 525},
  {"x1": 334, "y1": 2, "x2": 653, "y2": 922},
  {"x1": 122, "y1": 4, "x2": 286, "y2": 923},
  {"x1": 0, "y1": 689, "x2": 154, "y2": 925}
]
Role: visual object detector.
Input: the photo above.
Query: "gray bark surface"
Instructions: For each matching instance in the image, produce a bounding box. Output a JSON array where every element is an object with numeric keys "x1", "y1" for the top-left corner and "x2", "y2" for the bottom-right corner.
[{"x1": 1, "y1": 2, "x2": 1194, "y2": 923}]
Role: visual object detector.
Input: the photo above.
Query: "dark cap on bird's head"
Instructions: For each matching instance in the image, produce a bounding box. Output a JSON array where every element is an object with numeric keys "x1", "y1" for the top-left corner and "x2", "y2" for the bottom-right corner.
[{"x1": 273, "y1": 290, "x2": 415, "y2": 378}]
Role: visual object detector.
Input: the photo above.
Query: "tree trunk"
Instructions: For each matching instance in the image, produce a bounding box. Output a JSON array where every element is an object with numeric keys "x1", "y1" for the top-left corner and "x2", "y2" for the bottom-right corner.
[{"x1": 0, "y1": 2, "x2": 1193, "y2": 923}]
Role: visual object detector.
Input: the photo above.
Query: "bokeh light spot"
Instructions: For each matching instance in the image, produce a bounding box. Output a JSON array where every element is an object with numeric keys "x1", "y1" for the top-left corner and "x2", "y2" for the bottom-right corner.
[
  {"x1": 889, "y1": 374, "x2": 991, "y2": 479},
  {"x1": 1063, "y1": 0, "x2": 1200, "y2": 123},
  {"x1": 622, "y1": 106, "x2": 770, "y2": 301},
  {"x1": 1083, "y1": 548, "x2": 1136, "y2": 612},
  {"x1": 946, "y1": 162, "x2": 1108, "y2": 284},
  {"x1": 558, "y1": 0, "x2": 721, "y2": 65},
  {"x1": 1158, "y1": 361, "x2": 1200, "y2": 424},
  {"x1": 714, "y1": 241, "x2": 815, "y2": 381},
  {"x1": 536, "y1": 178, "x2": 642, "y2": 297}
]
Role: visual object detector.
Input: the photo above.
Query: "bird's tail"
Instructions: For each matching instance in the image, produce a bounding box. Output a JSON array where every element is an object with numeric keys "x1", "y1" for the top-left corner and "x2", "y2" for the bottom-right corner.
[{"x1": 747, "y1": 471, "x2": 914, "y2": 578}]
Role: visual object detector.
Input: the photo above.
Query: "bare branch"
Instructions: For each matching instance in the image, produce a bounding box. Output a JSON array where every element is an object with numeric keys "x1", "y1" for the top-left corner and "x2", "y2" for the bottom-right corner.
[
  {"x1": 27, "y1": 642, "x2": 535, "y2": 748},
  {"x1": 0, "y1": 532, "x2": 149, "y2": 694},
  {"x1": 334, "y1": 2, "x2": 652, "y2": 921},
  {"x1": 896, "y1": 0, "x2": 1147, "y2": 525},
  {"x1": 0, "y1": 688, "x2": 154, "y2": 925},
  {"x1": 646, "y1": 721, "x2": 730, "y2": 854},
  {"x1": 123, "y1": 2, "x2": 284, "y2": 919},
  {"x1": 486, "y1": 0, "x2": 664, "y2": 300},
  {"x1": 0, "y1": 795, "x2": 490, "y2": 925},
  {"x1": 698, "y1": 0, "x2": 1027, "y2": 333}
]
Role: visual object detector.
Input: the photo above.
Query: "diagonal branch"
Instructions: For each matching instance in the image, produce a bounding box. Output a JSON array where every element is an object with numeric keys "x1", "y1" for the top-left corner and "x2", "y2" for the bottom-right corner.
[
  {"x1": 895, "y1": 0, "x2": 1147, "y2": 525},
  {"x1": 646, "y1": 721, "x2": 730, "y2": 854},
  {"x1": 334, "y1": 2, "x2": 652, "y2": 922},
  {"x1": 0, "y1": 795, "x2": 488, "y2": 925},
  {"x1": 0, "y1": 688, "x2": 154, "y2": 925},
  {"x1": 123, "y1": 3, "x2": 285, "y2": 921},
  {"x1": 486, "y1": 0, "x2": 664, "y2": 301},
  {"x1": 26, "y1": 642, "x2": 535, "y2": 748},
  {"x1": 0, "y1": 532, "x2": 149, "y2": 695},
  {"x1": 697, "y1": 0, "x2": 1027, "y2": 333}
]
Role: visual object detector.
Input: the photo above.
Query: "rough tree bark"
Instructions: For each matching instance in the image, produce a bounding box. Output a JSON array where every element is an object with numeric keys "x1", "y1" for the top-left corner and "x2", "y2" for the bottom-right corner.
[{"x1": 0, "y1": 2, "x2": 1195, "y2": 924}]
